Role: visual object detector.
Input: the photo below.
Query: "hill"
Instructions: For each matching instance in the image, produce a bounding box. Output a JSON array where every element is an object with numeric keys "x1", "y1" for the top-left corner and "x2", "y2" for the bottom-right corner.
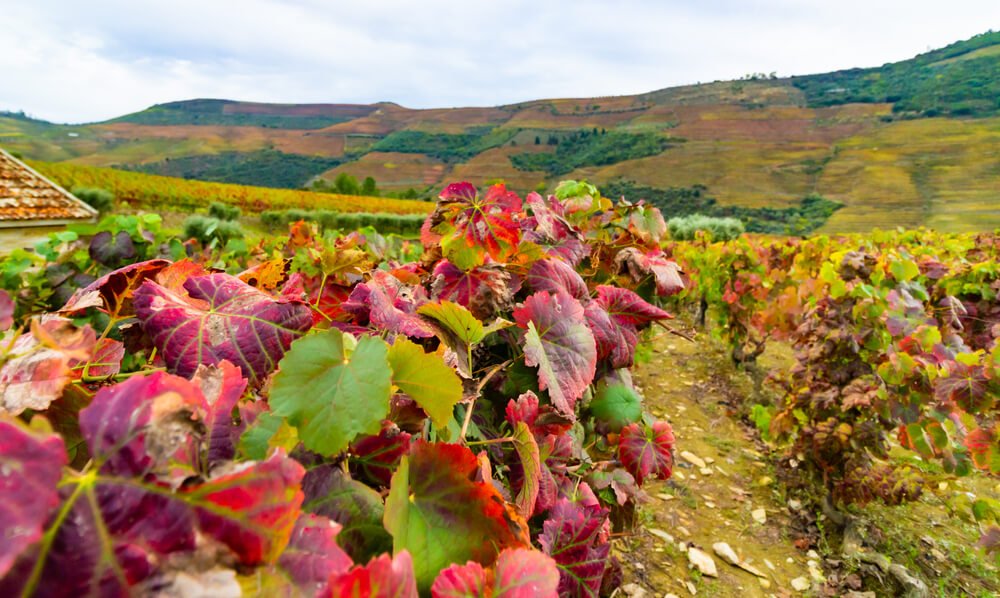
[{"x1": 2, "y1": 30, "x2": 1000, "y2": 232}]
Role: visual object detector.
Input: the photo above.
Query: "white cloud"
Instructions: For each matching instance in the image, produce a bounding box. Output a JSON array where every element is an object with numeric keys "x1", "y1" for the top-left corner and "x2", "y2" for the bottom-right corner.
[{"x1": 1, "y1": 0, "x2": 998, "y2": 122}]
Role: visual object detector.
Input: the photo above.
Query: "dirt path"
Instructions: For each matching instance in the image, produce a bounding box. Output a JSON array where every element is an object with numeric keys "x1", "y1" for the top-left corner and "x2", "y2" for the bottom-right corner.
[{"x1": 612, "y1": 332, "x2": 821, "y2": 597}]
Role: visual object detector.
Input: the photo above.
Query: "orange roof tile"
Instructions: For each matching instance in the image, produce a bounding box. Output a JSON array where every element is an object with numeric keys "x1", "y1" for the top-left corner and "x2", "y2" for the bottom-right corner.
[{"x1": 0, "y1": 149, "x2": 98, "y2": 226}]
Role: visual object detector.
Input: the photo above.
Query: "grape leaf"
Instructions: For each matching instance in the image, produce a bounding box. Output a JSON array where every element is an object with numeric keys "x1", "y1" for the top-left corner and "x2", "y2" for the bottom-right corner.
[
  {"x1": 350, "y1": 423, "x2": 412, "y2": 488},
  {"x1": 594, "y1": 285, "x2": 672, "y2": 326},
  {"x1": 327, "y1": 551, "x2": 418, "y2": 598},
  {"x1": 384, "y1": 441, "x2": 528, "y2": 591},
  {"x1": 89, "y1": 230, "x2": 136, "y2": 268},
  {"x1": 277, "y1": 513, "x2": 353, "y2": 594},
  {"x1": 617, "y1": 421, "x2": 675, "y2": 485},
  {"x1": 514, "y1": 291, "x2": 597, "y2": 419},
  {"x1": 0, "y1": 289, "x2": 14, "y2": 331},
  {"x1": 525, "y1": 258, "x2": 589, "y2": 301},
  {"x1": 0, "y1": 416, "x2": 67, "y2": 578},
  {"x1": 270, "y1": 329, "x2": 393, "y2": 456},
  {"x1": 192, "y1": 360, "x2": 248, "y2": 464},
  {"x1": 613, "y1": 248, "x2": 684, "y2": 296},
  {"x1": 0, "y1": 317, "x2": 97, "y2": 415},
  {"x1": 538, "y1": 498, "x2": 610, "y2": 598},
  {"x1": 431, "y1": 261, "x2": 517, "y2": 321},
  {"x1": 344, "y1": 270, "x2": 435, "y2": 338},
  {"x1": 492, "y1": 547, "x2": 560, "y2": 598},
  {"x1": 388, "y1": 337, "x2": 463, "y2": 429},
  {"x1": 431, "y1": 546, "x2": 560, "y2": 598},
  {"x1": 522, "y1": 192, "x2": 587, "y2": 266},
  {"x1": 134, "y1": 273, "x2": 313, "y2": 383},
  {"x1": 302, "y1": 464, "x2": 393, "y2": 563},
  {"x1": 418, "y1": 300, "x2": 486, "y2": 346},
  {"x1": 60, "y1": 258, "x2": 171, "y2": 317},
  {"x1": 432, "y1": 182, "x2": 523, "y2": 269},
  {"x1": 584, "y1": 303, "x2": 637, "y2": 369},
  {"x1": 511, "y1": 421, "x2": 542, "y2": 519}
]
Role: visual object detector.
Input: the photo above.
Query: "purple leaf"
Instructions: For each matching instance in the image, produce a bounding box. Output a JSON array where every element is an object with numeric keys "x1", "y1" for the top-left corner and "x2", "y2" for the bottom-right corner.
[
  {"x1": 525, "y1": 259, "x2": 588, "y2": 302},
  {"x1": 431, "y1": 260, "x2": 517, "y2": 321},
  {"x1": 594, "y1": 285, "x2": 672, "y2": 326},
  {"x1": 538, "y1": 498, "x2": 610, "y2": 597},
  {"x1": 191, "y1": 360, "x2": 248, "y2": 464},
  {"x1": 613, "y1": 248, "x2": 684, "y2": 296},
  {"x1": 343, "y1": 270, "x2": 435, "y2": 338},
  {"x1": 278, "y1": 514, "x2": 354, "y2": 594},
  {"x1": 134, "y1": 272, "x2": 313, "y2": 382},
  {"x1": 89, "y1": 230, "x2": 137, "y2": 268},
  {"x1": 0, "y1": 416, "x2": 67, "y2": 578},
  {"x1": 522, "y1": 192, "x2": 587, "y2": 266},
  {"x1": 0, "y1": 289, "x2": 13, "y2": 331},
  {"x1": 514, "y1": 291, "x2": 597, "y2": 419}
]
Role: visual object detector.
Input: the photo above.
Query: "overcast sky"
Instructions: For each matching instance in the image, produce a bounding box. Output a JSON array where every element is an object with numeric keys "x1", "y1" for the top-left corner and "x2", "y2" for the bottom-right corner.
[{"x1": 2, "y1": 1, "x2": 998, "y2": 123}]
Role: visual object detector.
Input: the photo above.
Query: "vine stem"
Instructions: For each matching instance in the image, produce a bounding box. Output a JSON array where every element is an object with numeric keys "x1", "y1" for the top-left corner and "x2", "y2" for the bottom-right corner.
[{"x1": 460, "y1": 359, "x2": 511, "y2": 442}]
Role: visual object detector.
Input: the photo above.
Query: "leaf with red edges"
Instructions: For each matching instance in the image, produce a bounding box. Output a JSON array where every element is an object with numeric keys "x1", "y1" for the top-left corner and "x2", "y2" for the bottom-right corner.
[
  {"x1": 613, "y1": 248, "x2": 684, "y2": 296},
  {"x1": 60, "y1": 258, "x2": 172, "y2": 316},
  {"x1": 0, "y1": 289, "x2": 13, "y2": 331},
  {"x1": 327, "y1": 551, "x2": 418, "y2": 598},
  {"x1": 584, "y1": 303, "x2": 636, "y2": 369},
  {"x1": 538, "y1": 498, "x2": 610, "y2": 598},
  {"x1": 514, "y1": 291, "x2": 596, "y2": 419},
  {"x1": 350, "y1": 422, "x2": 412, "y2": 488},
  {"x1": 431, "y1": 260, "x2": 516, "y2": 321},
  {"x1": 87, "y1": 338, "x2": 125, "y2": 378},
  {"x1": 432, "y1": 182, "x2": 523, "y2": 269},
  {"x1": 0, "y1": 416, "x2": 67, "y2": 578},
  {"x1": 0, "y1": 317, "x2": 96, "y2": 415},
  {"x1": 343, "y1": 270, "x2": 435, "y2": 338},
  {"x1": 618, "y1": 421, "x2": 675, "y2": 485},
  {"x1": 525, "y1": 258, "x2": 588, "y2": 301},
  {"x1": 192, "y1": 360, "x2": 248, "y2": 464},
  {"x1": 384, "y1": 441, "x2": 528, "y2": 591},
  {"x1": 277, "y1": 514, "x2": 353, "y2": 594},
  {"x1": 134, "y1": 273, "x2": 313, "y2": 382},
  {"x1": 431, "y1": 561, "x2": 488, "y2": 598},
  {"x1": 492, "y1": 547, "x2": 560, "y2": 598},
  {"x1": 522, "y1": 192, "x2": 587, "y2": 266},
  {"x1": 511, "y1": 422, "x2": 541, "y2": 519},
  {"x1": 594, "y1": 285, "x2": 672, "y2": 326}
]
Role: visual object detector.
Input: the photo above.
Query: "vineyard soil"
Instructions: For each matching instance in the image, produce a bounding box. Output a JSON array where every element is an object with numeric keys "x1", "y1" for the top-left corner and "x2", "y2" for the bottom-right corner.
[{"x1": 619, "y1": 331, "x2": 1000, "y2": 597}]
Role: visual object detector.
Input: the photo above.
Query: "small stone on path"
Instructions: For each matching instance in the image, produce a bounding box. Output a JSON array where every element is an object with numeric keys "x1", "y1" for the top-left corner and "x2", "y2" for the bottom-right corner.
[
  {"x1": 790, "y1": 576, "x2": 810, "y2": 591},
  {"x1": 647, "y1": 528, "x2": 675, "y2": 544},
  {"x1": 680, "y1": 451, "x2": 707, "y2": 469},
  {"x1": 712, "y1": 542, "x2": 740, "y2": 565},
  {"x1": 686, "y1": 547, "x2": 718, "y2": 577},
  {"x1": 657, "y1": 493, "x2": 675, "y2": 501},
  {"x1": 751, "y1": 508, "x2": 767, "y2": 524},
  {"x1": 621, "y1": 582, "x2": 647, "y2": 598},
  {"x1": 738, "y1": 562, "x2": 767, "y2": 578}
]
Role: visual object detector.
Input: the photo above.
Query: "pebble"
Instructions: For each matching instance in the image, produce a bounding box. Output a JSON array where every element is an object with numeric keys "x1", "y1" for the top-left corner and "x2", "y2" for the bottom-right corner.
[
  {"x1": 622, "y1": 583, "x2": 648, "y2": 598},
  {"x1": 685, "y1": 581, "x2": 697, "y2": 595},
  {"x1": 648, "y1": 528, "x2": 675, "y2": 544},
  {"x1": 674, "y1": 471, "x2": 686, "y2": 481},
  {"x1": 699, "y1": 467, "x2": 713, "y2": 476},
  {"x1": 806, "y1": 550, "x2": 819, "y2": 560},
  {"x1": 686, "y1": 547, "x2": 718, "y2": 577},
  {"x1": 657, "y1": 493, "x2": 676, "y2": 501},
  {"x1": 758, "y1": 578, "x2": 771, "y2": 589},
  {"x1": 764, "y1": 559, "x2": 776, "y2": 571},
  {"x1": 665, "y1": 594, "x2": 681, "y2": 598},
  {"x1": 680, "y1": 451, "x2": 707, "y2": 469},
  {"x1": 751, "y1": 508, "x2": 767, "y2": 524},
  {"x1": 712, "y1": 542, "x2": 740, "y2": 565},
  {"x1": 790, "y1": 576, "x2": 810, "y2": 591},
  {"x1": 705, "y1": 501, "x2": 716, "y2": 509},
  {"x1": 788, "y1": 499, "x2": 802, "y2": 510},
  {"x1": 704, "y1": 456, "x2": 715, "y2": 464},
  {"x1": 738, "y1": 562, "x2": 767, "y2": 578},
  {"x1": 755, "y1": 476, "x2": 773, "y2": 487}
]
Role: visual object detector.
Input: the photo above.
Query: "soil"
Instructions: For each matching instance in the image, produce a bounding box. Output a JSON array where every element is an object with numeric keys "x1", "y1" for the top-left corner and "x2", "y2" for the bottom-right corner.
[{"x1": 613, "y1": 328, "x2": 1000, "y2": 598}]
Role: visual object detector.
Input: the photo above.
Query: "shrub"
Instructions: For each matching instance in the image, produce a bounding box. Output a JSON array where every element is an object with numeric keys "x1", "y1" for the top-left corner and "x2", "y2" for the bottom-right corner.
[
  {"x1": 72, "y1": 187, "x2": 115, "y2": 213},
  {"x1": 667, "y1": 214, "x2": 745, "y2": 241},
  {"x1": 208, "y1": 201, "x2": 241, "y2": 221},
  {"x1": 183, "y1": 215, "x2": 244, "y2": 245}
]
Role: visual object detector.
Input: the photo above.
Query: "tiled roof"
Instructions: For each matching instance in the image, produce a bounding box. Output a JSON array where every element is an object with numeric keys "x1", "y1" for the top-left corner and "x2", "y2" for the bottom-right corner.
[{"x1": 0, "y1": 149, "x2": 98, "y2": 226}]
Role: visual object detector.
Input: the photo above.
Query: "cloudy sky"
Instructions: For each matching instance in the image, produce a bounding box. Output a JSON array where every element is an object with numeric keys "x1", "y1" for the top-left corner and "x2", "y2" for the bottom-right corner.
[{"x1": 2, "y1": 1, "x2": 998, "y2": 123}]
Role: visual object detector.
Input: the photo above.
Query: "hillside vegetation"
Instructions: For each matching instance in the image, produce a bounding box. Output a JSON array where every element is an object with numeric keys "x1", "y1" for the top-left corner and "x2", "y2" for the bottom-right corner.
[{"x1": 3, "y1": 30, "x2": 1000, "y2": 231}]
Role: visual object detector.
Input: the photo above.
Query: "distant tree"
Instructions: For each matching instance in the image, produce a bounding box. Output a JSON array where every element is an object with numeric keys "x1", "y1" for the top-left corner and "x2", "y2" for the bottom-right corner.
[
  {"x1": 592, "y1": 127, "x2": 598, "y2": 136},
  {"x1": 334, "y1": 173, "x2": 360, "y2": 195},
  {"x1": 534, "y1": 135, "x2": 541, "y2": 145},
  {"x1": 361, "y1": 176, "x2": 378, "y2": 196}
]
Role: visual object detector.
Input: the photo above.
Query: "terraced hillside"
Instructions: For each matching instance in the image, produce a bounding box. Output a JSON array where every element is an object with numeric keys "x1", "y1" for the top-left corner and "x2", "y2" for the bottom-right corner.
[{"x1": 2, "y1": 31, "x2": 999, "y2": 231}]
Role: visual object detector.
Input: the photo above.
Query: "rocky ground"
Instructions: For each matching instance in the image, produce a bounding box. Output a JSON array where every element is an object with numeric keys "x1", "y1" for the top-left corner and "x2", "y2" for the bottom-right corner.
[{"x1": 610, "y1": 329, "x2": 1000, "y2": 598}]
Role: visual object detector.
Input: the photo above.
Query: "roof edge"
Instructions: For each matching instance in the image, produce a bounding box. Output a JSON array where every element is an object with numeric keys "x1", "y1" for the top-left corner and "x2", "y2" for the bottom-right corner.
[{"x1": 0, "y1": 147, "x2": 101, "y2": 220}]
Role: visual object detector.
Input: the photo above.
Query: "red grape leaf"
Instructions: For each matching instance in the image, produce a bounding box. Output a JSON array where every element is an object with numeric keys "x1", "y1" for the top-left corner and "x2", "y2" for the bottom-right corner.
[
  {"x1": 60, "y1": 258, "x2": 171, "y2": 317},
  {"x1": 0, "y1": 289, "x2": 13, "y2": 331},
  {"x1": 327, "y1": 550, "x2": 418, "y2": 598},
  {"x1": 594, "y1": 285, "x2": 673, "y2": 326},
  {"x1": 525, "y1": 258, "x2": 589, "y2": 302},
  {"x1": 492, "y1": 547, "x2": 560, "y2": 598},
  {"x1": 87, "y1": 338, "x2": 125, "y2": 378},
  {"x1": 302, "y1": 464, "x2": 393, "y2": 563},
  {"x1": 0, "y1": 416, "x2": 67, "y2": 578},
  {"x1": 134, "y1": 272, "x2": 313, "y2": 383},
  {"x1": 511, "y1": 422, "x2": 541, "y2": 519},
  {"x1": 538, "y1": 498, "x2": 610, "y2": 598},
  {"x1": 965, "y1": 427, "x2": 1000, "y2": 473},
  {"x1": 431, "y1": 260, "x2": 517, "y2": 321},
  {"x1": 431, "y1": 561, "x2": 488, "y2": 598},
  {"x1": 514, "y1": 291, "x2": 597, "y2": 419},
  {"x1": 584, "y1": 303, "x2": 637, "y2": 369},
  {"x1": 431, "y1": 182, "x2": 523, "y2": 269},
  {"x1": 350, "y1": 422, "x2": 412, "y2": 488},
  {"x1": 277, "y1": 513, "x2": 353, "y2": 594},
  {"x1": 0, "y1": 317, "x2": 96, "y2": 415},
  {"x1": 344, "y1": 270, "x2": 435, "y2": 338},
  {"x1": 613, "y1": 248, "x2": 684, "y2": 296},
  {"x1": 522, "y1": 192, "x2": 587, "y2": 266},
  {"x1": 192, "y1": 360, "x2": 248, "y2": 464},
  {"x1": 617, "y1": 421, "x2": 675, "y2": 485},
  {"x1": 384, "y1": 441, "x2": 529, "y2": 591}
]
